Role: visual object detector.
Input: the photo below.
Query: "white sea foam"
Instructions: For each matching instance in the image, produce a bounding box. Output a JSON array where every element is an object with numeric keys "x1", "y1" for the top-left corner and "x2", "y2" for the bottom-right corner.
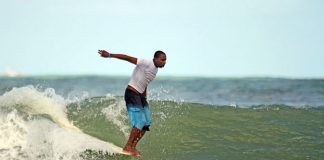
[
  {"x1": 0, "y1": 110, "x2": 28, "y2": 159},
  {"x1": 0, "y1": 86, "x2": 124, "y2": 160}
]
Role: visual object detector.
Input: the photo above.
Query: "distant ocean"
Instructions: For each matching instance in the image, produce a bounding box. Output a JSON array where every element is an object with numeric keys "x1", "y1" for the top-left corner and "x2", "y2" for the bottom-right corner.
[{"x1": 0, "y1": 76, "x2": 323, "y2": 160}]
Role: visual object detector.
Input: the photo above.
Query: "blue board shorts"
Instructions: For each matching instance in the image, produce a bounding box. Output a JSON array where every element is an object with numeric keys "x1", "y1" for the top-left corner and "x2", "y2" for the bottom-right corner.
[{"x1": 124, "y1": 88, "x2": 151, "y2": 130}]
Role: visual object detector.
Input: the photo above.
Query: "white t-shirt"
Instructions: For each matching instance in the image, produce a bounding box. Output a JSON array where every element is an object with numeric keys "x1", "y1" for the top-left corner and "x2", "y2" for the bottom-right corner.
[{"x1": 128, "y1": 59, "x2": 158, "y2": 93}]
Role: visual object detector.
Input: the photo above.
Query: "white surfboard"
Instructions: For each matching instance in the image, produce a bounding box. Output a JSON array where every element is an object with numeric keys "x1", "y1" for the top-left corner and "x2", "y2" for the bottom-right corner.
[
  {"x1": 60, "y1": 122, "x2": 132, "y2": 156},
  {"x1": 108, "y1": 144, "x2": 132, "y2": 156}
]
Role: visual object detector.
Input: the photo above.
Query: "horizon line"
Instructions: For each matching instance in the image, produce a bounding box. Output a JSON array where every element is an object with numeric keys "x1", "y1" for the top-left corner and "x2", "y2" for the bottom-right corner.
[{"x1": 0, "y1": 73, "x2": 323, "y2": 80}]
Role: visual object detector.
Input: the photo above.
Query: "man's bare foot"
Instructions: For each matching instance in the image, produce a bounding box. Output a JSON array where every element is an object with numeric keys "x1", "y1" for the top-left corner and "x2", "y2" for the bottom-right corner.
[
  {"x1": 123, "y1": 147, "x2": 142, "y2": 158},
  {"x1": 132, "y1": 149, "x2": 142, "y2": 158}
]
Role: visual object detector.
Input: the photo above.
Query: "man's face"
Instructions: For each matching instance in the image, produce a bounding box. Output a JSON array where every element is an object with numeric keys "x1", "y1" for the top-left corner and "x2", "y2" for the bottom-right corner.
[{"x1": 154, "y1": 54, "x2": 167, "y2": 68}]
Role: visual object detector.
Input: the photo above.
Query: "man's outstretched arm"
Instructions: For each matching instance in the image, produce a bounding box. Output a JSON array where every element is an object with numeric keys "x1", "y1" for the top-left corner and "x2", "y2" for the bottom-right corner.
[{"x1": 98, "y1": 50, "x2": 137, "y2": 65}]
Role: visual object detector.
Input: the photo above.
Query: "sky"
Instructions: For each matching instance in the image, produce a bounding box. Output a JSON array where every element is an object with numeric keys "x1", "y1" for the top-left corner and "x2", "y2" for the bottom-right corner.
[{"x1": 0, "y1": 0, "x2": 323, "y2": 78}]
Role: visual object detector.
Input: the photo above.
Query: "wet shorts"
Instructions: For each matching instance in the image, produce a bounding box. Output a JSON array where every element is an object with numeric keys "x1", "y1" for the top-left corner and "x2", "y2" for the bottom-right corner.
[
  {"x1": 126, "y1": 106, "x2": 151, "y2": 130},
  {"x1": 124, "y1": 88, "x2": 151, "y2": 130}
]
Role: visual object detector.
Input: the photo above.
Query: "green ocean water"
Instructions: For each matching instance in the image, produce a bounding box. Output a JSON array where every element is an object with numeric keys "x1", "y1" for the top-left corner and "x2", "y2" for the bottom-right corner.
[
  {"x1": 1, "y1": 77, "x2": 324, "y2": 160},
  {"x1": 68, "y1": 97, "x2": 324, "y2": 160}
]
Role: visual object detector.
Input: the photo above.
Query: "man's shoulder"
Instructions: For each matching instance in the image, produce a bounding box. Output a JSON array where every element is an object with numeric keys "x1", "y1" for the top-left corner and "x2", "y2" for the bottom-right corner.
[{"x1": 137, "y1": 58, "x2": 153, "y2": 65}]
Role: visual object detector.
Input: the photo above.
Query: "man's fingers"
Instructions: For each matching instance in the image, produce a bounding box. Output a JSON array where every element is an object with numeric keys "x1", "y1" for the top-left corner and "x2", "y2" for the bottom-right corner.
[{"x1": 98, "y1": 50, "x2": 109, "y2": 57}]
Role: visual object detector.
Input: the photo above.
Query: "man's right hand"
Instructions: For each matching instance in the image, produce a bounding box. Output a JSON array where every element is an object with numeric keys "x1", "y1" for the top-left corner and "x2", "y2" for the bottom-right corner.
[
  {"x1": 98, "y1": 50, "x2": 110, "y2": 57},
  {"x1": 97, "y1": 50, "x2": 137, "y2": 64}
]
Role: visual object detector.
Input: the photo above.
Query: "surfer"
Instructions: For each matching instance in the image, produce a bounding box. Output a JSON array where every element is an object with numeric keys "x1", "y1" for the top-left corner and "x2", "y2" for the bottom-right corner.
[{"x1": 98, "y1": 50, "x2": 167, "y2": 157}]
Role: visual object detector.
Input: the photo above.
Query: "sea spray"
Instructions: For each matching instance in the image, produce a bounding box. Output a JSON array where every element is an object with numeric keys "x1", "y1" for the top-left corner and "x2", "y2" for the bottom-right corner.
[
  {"x1": 0, "y1": 110, "x2": 28, "y2": 159},
  {"x1": 0, "y1": 86, "x2": 78, "y2": 131},
  {"x1": 101, "y1": 96, "x2": 130, "y2": 137}
]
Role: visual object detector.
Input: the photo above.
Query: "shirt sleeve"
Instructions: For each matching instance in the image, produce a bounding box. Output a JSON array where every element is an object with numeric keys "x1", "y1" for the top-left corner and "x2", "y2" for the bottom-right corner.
[
  {"x1": 136, "y1": 58, "x2": 143, "y2": 65},
  {"x1": 137, "y1": 59, "x2": 149, "y2": 67}
]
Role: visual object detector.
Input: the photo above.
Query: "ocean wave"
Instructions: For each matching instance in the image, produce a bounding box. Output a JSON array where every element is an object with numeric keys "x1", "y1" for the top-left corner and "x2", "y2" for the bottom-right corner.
[
  {"x1": 1, "y1": 86, "x2": 323, "y2": 160},
  {"x1": 0, "y1": 86, "x2": 133, "y2": 160}
]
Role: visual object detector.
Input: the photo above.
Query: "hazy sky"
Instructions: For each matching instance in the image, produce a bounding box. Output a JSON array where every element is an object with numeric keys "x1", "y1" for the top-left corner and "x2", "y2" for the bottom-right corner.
[{"x1": 1, "y1": 0, "x2": 323, "y2": 78}]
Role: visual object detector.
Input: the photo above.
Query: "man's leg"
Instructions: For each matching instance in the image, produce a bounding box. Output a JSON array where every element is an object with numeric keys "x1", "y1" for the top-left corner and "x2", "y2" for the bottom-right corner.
[
  {"x1": 131, "y1": 128, "x2": 146, "y2": 149},
  {"x1": 123, "y1": 127, "x2": 140, "y2": 153},
  {"x1": 123, "y1": 107, "x2": 144, "y2": 157},
  {"x1": 132, "y1": 106, "x2": 151, "y2": 150}
]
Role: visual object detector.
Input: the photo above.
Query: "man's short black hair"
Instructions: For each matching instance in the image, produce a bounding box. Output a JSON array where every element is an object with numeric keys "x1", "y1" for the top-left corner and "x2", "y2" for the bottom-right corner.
[{"x1": 154, "y1": 50, "x2": 166, "y2": 59}]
